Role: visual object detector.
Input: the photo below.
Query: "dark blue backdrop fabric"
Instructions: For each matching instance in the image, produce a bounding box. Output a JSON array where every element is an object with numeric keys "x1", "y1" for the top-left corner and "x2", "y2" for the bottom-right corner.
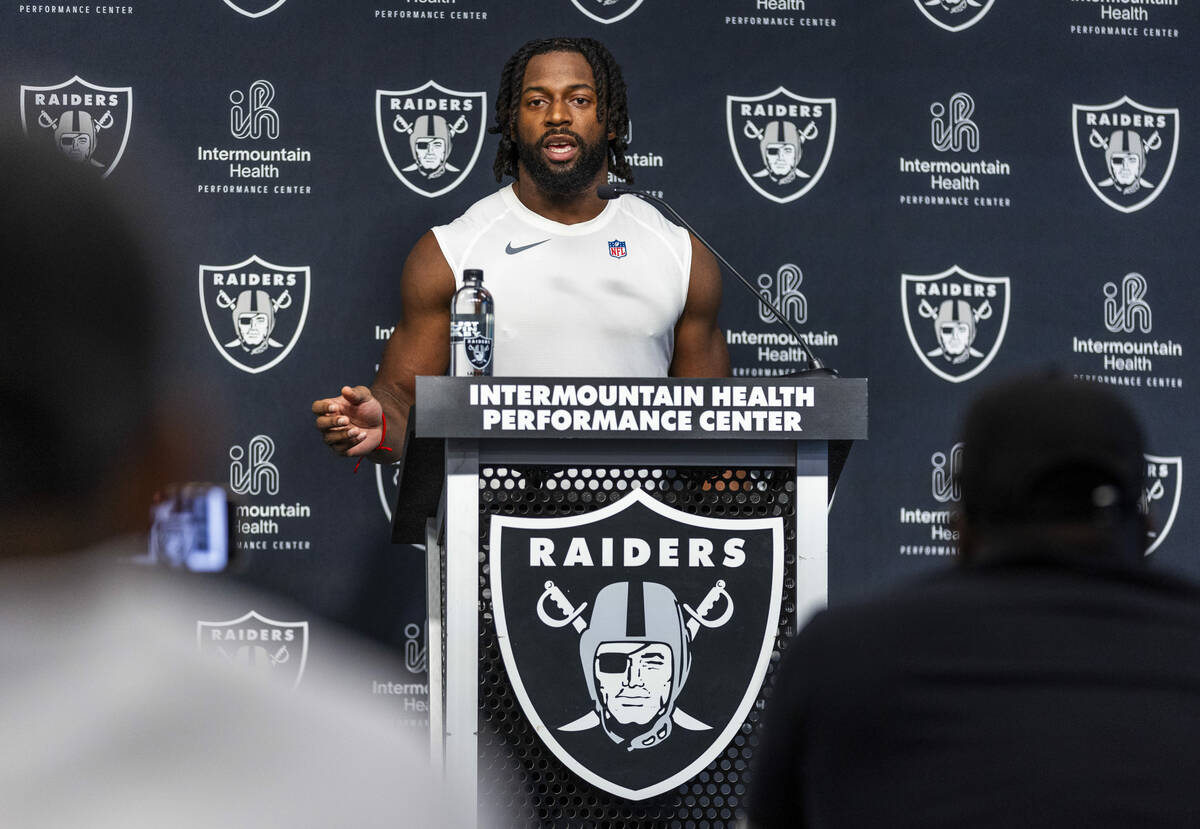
[{"x1": 4, "y1": 0, "x2": 1195, "y2": 729}]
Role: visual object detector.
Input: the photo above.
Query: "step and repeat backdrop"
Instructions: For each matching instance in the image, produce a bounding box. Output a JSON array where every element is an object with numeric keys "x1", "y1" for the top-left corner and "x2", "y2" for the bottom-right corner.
[{"x1": 4, "y1": 0, "x2": 1196, "y2": 742}]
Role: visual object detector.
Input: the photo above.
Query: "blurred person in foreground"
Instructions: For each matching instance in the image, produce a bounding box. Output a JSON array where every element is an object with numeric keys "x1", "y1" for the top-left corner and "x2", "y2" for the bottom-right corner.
[
  {"x1": 747, "y1": 373, "x2": 1200, "y2": 828},
  {"x1": 0, "y1": 134, "x2": 467, "y2": 828}
]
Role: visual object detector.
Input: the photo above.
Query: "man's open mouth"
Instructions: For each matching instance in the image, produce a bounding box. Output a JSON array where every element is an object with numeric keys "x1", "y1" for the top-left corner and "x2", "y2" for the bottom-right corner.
[{"x1": 542, "y1": 134, "x2": 579, "y2": 163}]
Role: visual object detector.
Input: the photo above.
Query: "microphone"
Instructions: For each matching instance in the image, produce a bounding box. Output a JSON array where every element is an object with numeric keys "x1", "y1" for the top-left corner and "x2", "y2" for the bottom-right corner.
[{"x1": 597, "y1": 185, "x2": 835, "y2": 375}]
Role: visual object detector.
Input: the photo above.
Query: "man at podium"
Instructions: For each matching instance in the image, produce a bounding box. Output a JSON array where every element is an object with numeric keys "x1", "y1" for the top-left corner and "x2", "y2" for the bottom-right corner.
[{"x1": 313, "y1": 37, "x2": 729, "y2": 464}]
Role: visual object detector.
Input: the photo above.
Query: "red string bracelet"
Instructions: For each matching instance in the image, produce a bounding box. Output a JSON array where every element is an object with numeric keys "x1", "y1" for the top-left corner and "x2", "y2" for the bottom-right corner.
[{"x1": 353, "y1": 411, "x2": 393, "y2": 473}]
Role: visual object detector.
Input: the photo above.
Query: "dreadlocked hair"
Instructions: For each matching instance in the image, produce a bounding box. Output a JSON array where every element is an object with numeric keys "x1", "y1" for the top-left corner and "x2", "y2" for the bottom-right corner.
[{"x1": 488, "y1": 37, "x2": 634, "y2": 184}]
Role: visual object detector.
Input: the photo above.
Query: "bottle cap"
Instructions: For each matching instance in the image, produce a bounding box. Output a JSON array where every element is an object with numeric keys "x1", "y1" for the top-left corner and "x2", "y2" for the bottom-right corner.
[{"x1": 463, "y1": 268, "x2": 483, "y2": 282}]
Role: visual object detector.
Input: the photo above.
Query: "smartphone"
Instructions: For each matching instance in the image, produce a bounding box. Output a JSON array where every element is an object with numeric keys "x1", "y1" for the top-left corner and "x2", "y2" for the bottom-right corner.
[{"x1": 146, "y1": 484, "x2": 234, "y2": 572}]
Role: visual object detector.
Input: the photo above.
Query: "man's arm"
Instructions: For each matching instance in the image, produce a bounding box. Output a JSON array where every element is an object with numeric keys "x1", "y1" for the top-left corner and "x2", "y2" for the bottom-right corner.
[
  {"x1": 669, "y1": 235, "x2": 731, "y2": 378},
  {"x1": 311, "y1": 230, "x2": 455, "y2": 462}
]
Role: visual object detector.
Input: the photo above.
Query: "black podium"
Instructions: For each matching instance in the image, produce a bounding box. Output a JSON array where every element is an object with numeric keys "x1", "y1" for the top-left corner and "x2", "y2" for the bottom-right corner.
[{"x1": 408, "y1": 376, "x2": 867, "y2": 828}]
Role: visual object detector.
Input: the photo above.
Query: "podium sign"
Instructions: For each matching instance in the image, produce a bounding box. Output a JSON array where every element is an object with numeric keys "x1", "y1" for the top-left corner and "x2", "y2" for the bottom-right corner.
[
  {"x1": 413, "y1": 377, "x2": 866, "y2": 827},
  {"x1": 415, "y1": 376, "x2": 867, "y2": 440}
]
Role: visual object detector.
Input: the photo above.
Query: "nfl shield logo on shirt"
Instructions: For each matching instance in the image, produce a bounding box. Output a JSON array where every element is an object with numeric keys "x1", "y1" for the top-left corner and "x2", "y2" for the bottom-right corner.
[{"x1": 608, "y1": 239, "x2": 627, "y2": 259}]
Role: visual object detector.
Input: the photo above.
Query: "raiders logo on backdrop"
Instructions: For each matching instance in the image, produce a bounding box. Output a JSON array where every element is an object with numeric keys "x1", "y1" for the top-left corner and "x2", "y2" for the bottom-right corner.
[
  {"x1": 490, "y1": 487, "x2": 783, "y2": 800},
  {"x1": 901, "y1": 266, "x2": 1011, "y2": 383},
  {"x1": 912, "y1": 0, "x2": 996, "y2": 31},
  {"x1": 21, "y1": 76, "x2": 132, "y2": 179},
  {"x1": 222, "y1": 0, "x2": 287, "y2": 17},
  {"x1": 198, "y1": 611, "x2": 309, "y2": 688},
  {"x1": 1141, "y1": 454, "x2": 1181, "y2": 556},
  {"x1": 726, "y1": 88, "x2": 836, "y2": 204},
  {"x1": 571, "y1": 0, "x2": 644, "y2": 24},
  {"x1": 376, "y1": 81, "x2": 486, "y2": 198},
  {"x1": 199, "y1": 255, "x2": 311, "y2": 374},
  {"x1": 1073, "y1": 97, "x2": 1179, "y2": 214}
]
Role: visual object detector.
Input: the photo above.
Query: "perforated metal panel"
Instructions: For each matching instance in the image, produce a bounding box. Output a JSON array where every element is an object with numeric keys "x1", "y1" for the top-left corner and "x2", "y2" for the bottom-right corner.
[{"x1": 477, "y1": 465, "x2": 797, "y2": 828}]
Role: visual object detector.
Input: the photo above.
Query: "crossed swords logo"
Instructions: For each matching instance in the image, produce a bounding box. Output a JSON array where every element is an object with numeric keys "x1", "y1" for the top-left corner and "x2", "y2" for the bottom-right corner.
[
  {"x1": 537, "y1": 578, "x2": 734, "y2": 735},
  {"x1": 38, "y1": 108, "x2": 114, "y2": 168},
  {"x1": 1140, "y1": 477, "x2": 1166, "y2": 515},
  {"x1": 215, "y1": 288, "x2": 292, "y2": 350},
  {"x1": 1089, "y1": 128, "x2": 1162, "y2": 191},
  {"x1": 918, "y1": 297, "x2": 992, "y2": 360},
  {"x1": 393, "y1": 113, "x2": 469, "y2": 173},
  {"x1": 743, "y1": 119, "x2": 818, "y2": 180}
]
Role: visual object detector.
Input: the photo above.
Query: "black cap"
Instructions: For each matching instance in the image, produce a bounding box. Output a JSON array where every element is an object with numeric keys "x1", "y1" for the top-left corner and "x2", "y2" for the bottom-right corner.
[{"x1": 959, "y1": 373, "x2": 1145, "y2": 528}]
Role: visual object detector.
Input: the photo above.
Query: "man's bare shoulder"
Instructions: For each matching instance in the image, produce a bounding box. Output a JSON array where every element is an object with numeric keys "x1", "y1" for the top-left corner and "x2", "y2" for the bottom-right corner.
[{"x1": 402, "y1": 230, "x2": 456, "y2": 305}]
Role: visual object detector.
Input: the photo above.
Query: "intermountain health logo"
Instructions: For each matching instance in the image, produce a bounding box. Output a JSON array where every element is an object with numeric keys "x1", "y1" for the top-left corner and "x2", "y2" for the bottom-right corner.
[
  {"x1": 728, "y1": 263, "x2": 840, "y2": 377},
  {"x1": 376, "y1": 81, "x2": 486, "y2": 198},
  {"x1": 1142, "y1": 454, "x2": 1181, "y2": 555},
  {"x1": 198, "y1": 611, "x2": 308, "y2": 688},
  {"x1": 900, "y1": 91, "x2": 1013, "y2": 208},
  {"x1": 726, "y1": 88, "x2": 836, "y2": 204},
  {"x1": 199, "y1": 255, "x2": 310, "y2": 374},
  {"x1": 405, "y1": 622, "x2": 428, "y2": 674},
  {"x1": 228, "y1": 434, "x2": 313, "y2": 553},
  {"x1": 571, "y1": 0, "x2": 643, "y2": 24},
  {"x1": 490, "y1": 488, "x2": 782, "y2": 799},
  {"x1": 912, "y1": 0, "x2": 995, "y2": 31},
  {"x1": 901, "y1": 266, "x2": 1011, "y2": 383},
  {"x1": 1073, "y1": 96, "x2": 1179, "y2": 213},
  {"x1": 1070, "y1": 271, "x2": 1183, "y2": 390},
  {"x1": 20, "y1": 76, "x2": 132, "y2": 178},
  {"x1": 898, "y1": 443, "x2": 963, "y2": 556},
  {"x1": 196, "y1": 80, "x2": 314, "y2": 196},
  {"x1": 606, "y1": 118, "x2": 667, "y2": 198}
]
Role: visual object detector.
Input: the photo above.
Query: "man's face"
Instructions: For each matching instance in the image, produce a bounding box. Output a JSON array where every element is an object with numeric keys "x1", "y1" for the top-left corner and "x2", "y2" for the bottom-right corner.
[
  {"x1": 765, "y1": 141, "x2": 797, "y2": 176},
  {"x1": 1110, "y1": 151, "x2": 1142, "y2": 186},
  {"x1": 514, "y1": 50, "x2": 613, "y2": 196},
  {"x1": 237, "y1": 311, "x2": 271, "y2": 346},
  {"x1": 938, "y1": 320, "x2": 972, "y2": 356},
  {"x1": 414, "y1": 136, "x2": 447, "y2": 171},
  {"x1": 59, "y1": 131, "x2": 92, "y2": 162},
  {"x1": 594, "y1": 641, "x2": 673, "y2": 726}
]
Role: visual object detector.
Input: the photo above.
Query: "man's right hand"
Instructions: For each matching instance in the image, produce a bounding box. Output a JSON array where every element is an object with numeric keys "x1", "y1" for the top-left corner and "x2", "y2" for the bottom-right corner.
[{"x1": 312, "y1": 385, "x2": 384, "y2": 457}]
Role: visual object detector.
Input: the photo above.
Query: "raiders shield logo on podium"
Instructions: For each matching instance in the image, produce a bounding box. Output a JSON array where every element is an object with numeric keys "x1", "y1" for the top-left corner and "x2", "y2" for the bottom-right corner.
[{"x1": 490, "y1": 487, "x2": 783, "y2": 800}]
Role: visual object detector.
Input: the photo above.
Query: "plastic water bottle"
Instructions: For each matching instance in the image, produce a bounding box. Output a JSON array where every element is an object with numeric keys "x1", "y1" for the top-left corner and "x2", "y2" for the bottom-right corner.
[{"x1": 450, "y1": 269, "x2": 494, "y2": 376}]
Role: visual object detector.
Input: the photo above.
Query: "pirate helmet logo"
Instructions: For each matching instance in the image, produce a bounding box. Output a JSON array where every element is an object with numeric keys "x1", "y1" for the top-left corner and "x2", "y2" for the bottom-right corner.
[
  {"x1": 376, "y1": 81, "x2": 486, "y2": 198},
  {"x1": 1141, "y1": 454, "x2": 1182, "y2": 556},
  {"x1": 221, "y1": 0, "x2": 287, "y2": 18},
  {"x1": 490, "y1": 487, "x2": 783, "y2": 799},
  {"x1": 197, "y1": 610, "x2": 309, "y2": 688},
  {"x1": 21, "y1": 76, "x2": 133, "y2": 178},
  {"x1": 199, "y1": 255, "x2": 311, "y2": 374},
  {"x1": 1073, "y1": 97, "x2": 1179, "y2": 214},
  {"x1": 570, "y1": 0, "x2": 644, "y2": 24},
  {"x1": 901, "y1": 266, "x2": 1011, "y2": 383},
  {"x1": 726, "y1": 88, "x2": 836, "y2": 204},
  {"x1": 912, "y1": 0, "x2": 996, "y2": 32}
]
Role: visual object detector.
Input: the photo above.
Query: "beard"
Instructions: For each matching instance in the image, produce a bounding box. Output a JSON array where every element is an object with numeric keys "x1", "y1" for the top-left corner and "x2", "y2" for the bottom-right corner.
[{"x1": 516, "y1": 128, "x2": 609, "y2": 196}]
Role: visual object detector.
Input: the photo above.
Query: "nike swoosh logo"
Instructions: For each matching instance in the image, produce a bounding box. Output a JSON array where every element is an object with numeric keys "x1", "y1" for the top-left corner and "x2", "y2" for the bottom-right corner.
[{"x1": 505, "y1": 239, "x2": 550, "y2": 255}]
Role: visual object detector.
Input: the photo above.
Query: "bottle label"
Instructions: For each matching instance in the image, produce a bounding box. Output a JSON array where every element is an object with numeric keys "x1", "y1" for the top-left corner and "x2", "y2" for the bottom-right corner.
[{"x1": 451, "y1": 314, "x2": 493, "y2": 372}]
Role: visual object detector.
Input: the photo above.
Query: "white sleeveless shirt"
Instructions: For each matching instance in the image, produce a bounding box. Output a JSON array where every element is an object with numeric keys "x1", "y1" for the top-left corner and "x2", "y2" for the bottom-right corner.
[{"x1": 431, "y1": 185, "x2": 691, "y2": 377}]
